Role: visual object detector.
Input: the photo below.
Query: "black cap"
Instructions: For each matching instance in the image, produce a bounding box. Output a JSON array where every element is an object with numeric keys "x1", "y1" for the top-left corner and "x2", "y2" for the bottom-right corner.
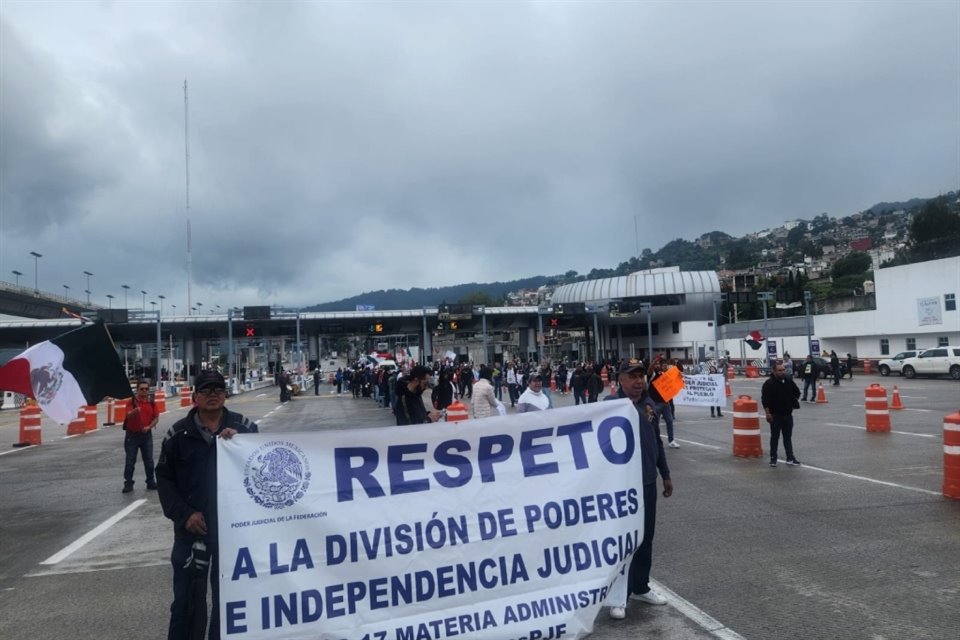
[
  {"x1": 618, "y1": 358, "x2": 646, "y2": 376},
  {"x1": 194, "y1": 369, "x2": 226, "y2": 391}
]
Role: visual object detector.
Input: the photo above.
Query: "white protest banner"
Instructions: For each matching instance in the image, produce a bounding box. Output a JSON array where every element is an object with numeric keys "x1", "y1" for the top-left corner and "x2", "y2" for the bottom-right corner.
[
  {"x1": 217, "y1": 400, "x2": 643, "y2": 640},
  {"x1": 673, "y1": 374, "x2": 725, "y2": 407}
]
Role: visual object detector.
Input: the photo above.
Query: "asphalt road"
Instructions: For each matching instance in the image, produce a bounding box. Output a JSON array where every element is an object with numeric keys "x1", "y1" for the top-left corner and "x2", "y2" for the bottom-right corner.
[{"x1": 1, "y1": 375, "x2": 958, "y2": 640}]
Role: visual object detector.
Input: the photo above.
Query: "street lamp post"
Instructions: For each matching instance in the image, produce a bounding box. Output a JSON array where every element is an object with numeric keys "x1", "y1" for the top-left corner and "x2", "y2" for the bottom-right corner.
[
  {"x1": 158, "y1": 294, "x2": 166, "y2": 316},
  {"x1": 63, "y1": 284, "x2": 70, "y2": 299},
  {"x1": 11, "y1": 270, "x2": 23, "y2": 287},
  {"x1": 121, "y1": 284, "x2": 130, "y2": 308},
  {"x1": 804, "y1": 291, "x2": 813, "y2": 355},
  {"x1": 150, "y1": 301, "x2": 157, "y2": 314},
  {"x1": 106, "y1": 294, "x2": 115, "y2": 309},
  {"x1": 83, "y1": 271, "x2": 93, "y2": 304},
  {"x1": 29, "y1": 251, "x2": 42, "y2": 293},
  {"x1": 141, "y1": 290, "x2": 147, "y2": 310}
]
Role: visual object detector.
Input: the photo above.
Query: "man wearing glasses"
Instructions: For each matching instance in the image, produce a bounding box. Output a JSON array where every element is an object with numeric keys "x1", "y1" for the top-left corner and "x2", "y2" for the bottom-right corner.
[
  {"x1": 122, "y1": 382, "x2": 159, "y2": 493},
  {"x1": 156, "y1": 369, "x2": 258, "y2": 640}
]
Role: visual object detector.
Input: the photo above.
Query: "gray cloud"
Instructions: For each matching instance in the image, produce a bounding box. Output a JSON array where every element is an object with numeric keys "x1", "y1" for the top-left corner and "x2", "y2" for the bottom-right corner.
[{"x1": 1, "y1": 1, "x2": 957, "y2": 311}]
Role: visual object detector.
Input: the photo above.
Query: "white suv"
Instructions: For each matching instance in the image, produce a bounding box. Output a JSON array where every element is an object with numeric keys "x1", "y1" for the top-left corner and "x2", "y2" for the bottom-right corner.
[
  {"x1": 900, "y1": 347, "x2": 960, "y2": 380},
  {"x1": 877, "y1": 350, "x2": 924, "y2": 376}
]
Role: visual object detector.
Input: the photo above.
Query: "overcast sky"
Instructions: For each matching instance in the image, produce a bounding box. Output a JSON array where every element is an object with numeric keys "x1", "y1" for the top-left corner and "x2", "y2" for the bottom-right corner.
[{"x1": 1, "y1": 1, "x2": 957, "y2": 313}]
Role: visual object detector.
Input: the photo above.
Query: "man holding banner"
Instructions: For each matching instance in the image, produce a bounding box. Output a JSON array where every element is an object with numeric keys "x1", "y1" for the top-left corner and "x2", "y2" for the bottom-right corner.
[
  {"x1": 156, "y1": 370, "x2": 259, "y2": 640},
  {"x1": 605, "y1": 358, "x2": 673, "y2": 619}
]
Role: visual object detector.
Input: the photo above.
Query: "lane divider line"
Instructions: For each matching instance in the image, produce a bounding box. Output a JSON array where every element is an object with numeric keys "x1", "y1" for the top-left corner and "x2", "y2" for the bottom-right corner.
[
  {"x1": 650, "y1": 578, "x2": 746, "y2": 640},
  {"x1": 659, "y1": 435, "x2": 721, "y2": 450},
  {"x1": 40, "y1": 499, "x2": 147, "y2": 565},
  {"x1": 824, "y1": 423, "x2": 938, "y2": 438},
  {"x1": 799, "y1": 464, "x2": 942, "y2": 497}
]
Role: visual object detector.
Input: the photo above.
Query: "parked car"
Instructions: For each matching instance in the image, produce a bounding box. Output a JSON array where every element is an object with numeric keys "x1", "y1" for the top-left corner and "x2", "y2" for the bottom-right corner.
[
  {"x1": 900, "y1": 347, "x2": 960, "y2": 380},
  {"x1": 877, "y1": 350, "x2": 925, "y2": 376},
  {"x1": 812, "y1": 357, "x2": 846, "y2": 380}
]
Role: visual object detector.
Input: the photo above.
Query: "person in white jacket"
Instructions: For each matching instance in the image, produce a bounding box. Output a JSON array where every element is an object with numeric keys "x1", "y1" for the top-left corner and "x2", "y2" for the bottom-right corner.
[
  {"x1": 516, "y1": 374, "x2": 552, "y2": 413},
  {"x1": 471, "y1": 366, "x2": 499, "y2": 419}
]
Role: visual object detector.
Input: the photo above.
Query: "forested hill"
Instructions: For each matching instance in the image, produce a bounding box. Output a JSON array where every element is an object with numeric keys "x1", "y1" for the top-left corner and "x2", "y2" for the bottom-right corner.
[
  {"x1": 305, "y1": 191, "x2": 958, "y2": 311},
  {"x1": 303, "y1": 276, "x2": 553, "y2": 312}
]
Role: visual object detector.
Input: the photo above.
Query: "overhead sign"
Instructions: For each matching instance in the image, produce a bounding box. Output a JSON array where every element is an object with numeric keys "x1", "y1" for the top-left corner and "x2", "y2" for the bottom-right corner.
[
  {"x1": 438, "y1": 303, "x2": 473, "y2": 321},
  {"x1": 244, "y1": 306, "x2": 271, "y2": 321},
  {"x1": 217, "y1": 401, "x2": 644, "y2": 639},
  {"x1": 355, "y1": 305, "x2": 376, "y2": 312}
]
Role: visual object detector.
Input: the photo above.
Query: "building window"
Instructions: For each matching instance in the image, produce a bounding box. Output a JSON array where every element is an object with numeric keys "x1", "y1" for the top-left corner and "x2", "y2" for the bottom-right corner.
[
  {"x1": 672, "y1": 321, "x2": 680, "y2": 334},
  {"x1": 906, "y1": 338, "x2": 916, "y2": 350},
  {"x1": 946, "y1": 293, "x2": 957, "y2": 311},
  {"x1": 939, "y1": 336, "x2": 949, "y2": 347},
  {"x1": 880, "y1": 339, "x2": 889, "y2": 355}
]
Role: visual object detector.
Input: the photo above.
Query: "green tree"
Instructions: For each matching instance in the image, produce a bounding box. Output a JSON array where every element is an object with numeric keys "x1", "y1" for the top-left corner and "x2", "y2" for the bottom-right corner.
[
  {"x1": 831, "y1": 252, "x2": 871, "y2": 279},
  {"x1": 911, "y1": 197, "x2": 959, "y2": 243},
  {"x1": 458, "y1": 291, "x2": 502, "y2": 306}
]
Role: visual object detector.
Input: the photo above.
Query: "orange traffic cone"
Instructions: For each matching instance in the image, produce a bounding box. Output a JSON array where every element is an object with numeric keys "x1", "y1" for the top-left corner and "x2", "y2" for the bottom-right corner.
[
  {"x1": 816, "y1": 382, "x2": 828, "y2": 404},
  {"x1": 725, "y1": 380, "x2": 732, "y2": 398},
  {"x1": 890, "y1": 385, "x2": 904, "y2": 410}
]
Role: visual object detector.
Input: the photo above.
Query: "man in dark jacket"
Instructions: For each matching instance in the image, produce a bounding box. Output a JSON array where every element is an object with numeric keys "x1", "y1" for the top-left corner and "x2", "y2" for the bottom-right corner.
[
  {"x1": 604, "y1": 358, "x2": 673, "y2": 619},
  {"x1": 156, "y1": 370, "x2": 258, "y2": 640},
  {"x1": 395, "y1": 365, "x2": 442, "y2": 425},
  {"x1": 761, "y1": 362, "x2": 802, "y2": 467},
  {"x1": 800, "y1": 354, "x2": 818, "y2": 402},
  {"x1": 830, "y1": 351, "x2": 841, "y2": 386}
]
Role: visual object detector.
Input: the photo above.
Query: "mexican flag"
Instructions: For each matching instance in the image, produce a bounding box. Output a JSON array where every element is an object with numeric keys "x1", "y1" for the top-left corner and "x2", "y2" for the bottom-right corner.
[
  {"x1": 0, "y1": 321, "x2": 132, "y2": 424},
  {"x1": 744, "y1": 330, "x2": 764, "y2": 350}
]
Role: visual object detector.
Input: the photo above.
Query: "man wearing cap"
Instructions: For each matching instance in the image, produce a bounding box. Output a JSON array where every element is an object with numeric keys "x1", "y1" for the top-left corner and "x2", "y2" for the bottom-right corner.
[
  {"x1": 604, "y1": 358, "x2": 673, "y2": 620},
  {"x1": 156, "y1": 369, "x2": 258, "y2": 640}
]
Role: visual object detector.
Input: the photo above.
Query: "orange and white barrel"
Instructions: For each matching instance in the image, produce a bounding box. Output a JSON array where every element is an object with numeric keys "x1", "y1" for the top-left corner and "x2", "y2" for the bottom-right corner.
[
  {"x1": 864, "y1": 384, "x2": 891, "y2": 433},
  {"x1": 943, "y1": 411, "x2": 960, "y2": 500},
  {"x1": 180, "y1": 386, "x2": 193, "y2": 408},
  {"x1": 154, "y1": 388, "x2": 167, "y2": 413},
  {"x1": 115, "y1": 398, "x2": 129, "y2": 424},
  {"x1": 732, "y1": 395, "x2": 763, "y2": 458},
  {"x1": 103, "y1": 398, "x2": 117, "y2": 426},
  {"x1": 67, "y1": 408, "x2": 87, "y2": 436},
  {"x1": 16, "y1": 403, "x2": 42, "y2": 446},
  {"x1": 445, "y1": 400, "x2": 469, "y2": 423},
  {"x1": 84, "y1": 405, "x2": 98, "y2": 430}
]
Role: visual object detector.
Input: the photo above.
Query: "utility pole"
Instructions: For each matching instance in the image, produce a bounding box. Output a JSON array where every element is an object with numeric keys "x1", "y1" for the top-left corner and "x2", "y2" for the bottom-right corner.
[{"x1": 184, "y1": 79, "x2": 193, "y2": 316}]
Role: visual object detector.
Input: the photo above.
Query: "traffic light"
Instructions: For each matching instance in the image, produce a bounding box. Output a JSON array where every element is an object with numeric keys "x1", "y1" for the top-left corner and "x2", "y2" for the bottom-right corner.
[
  {"x1": 368, "y1": 323, "x2": 385, "y2": 333},
  {"x1": 449, "y1": 321, "x2": 459, "y2": 330},
  {"x1": 245, "y1": 324, "x2": 257, "y2": 337},
  {"x1": 550, "y1": 317, "x2": 559, "y2": 327}
]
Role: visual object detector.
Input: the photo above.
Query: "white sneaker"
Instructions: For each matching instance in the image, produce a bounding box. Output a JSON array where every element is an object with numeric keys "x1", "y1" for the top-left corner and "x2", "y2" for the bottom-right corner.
[
  {"x1": 608, "y1": 606, "x2": 626, "y2": 620},
  {"x1": 668, "y1": 440, "x2": 680, "y2": 449},
  {"x1": 631, "y1": 589, "x2": 667, "y2": 605}
]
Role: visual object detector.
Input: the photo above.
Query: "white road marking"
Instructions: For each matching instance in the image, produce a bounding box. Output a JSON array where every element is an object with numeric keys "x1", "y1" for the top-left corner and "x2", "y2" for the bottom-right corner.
[
  {"x1": 799, "y1": 464, "x2": 942, "y2": 497},
  {"x1": 824, "y1": 422, "x2": 938, "y2": 438},
  {"x1": 650, "y1": 578, "x2": 747, "y2": 640},
  {"x1": 256, "y1": 393, "x2": 267, "y2": 397},
  {"x1": 851, "y1": 404, "x2": 933, "y2": 413},
  {"x1": 659, "y1": 435, "x2": 721, "y2": 450},
  {"x1": 0, "y1": 445, "x2": 34, "y2": 456},
  {"x1": 40, "y1": 499, "x2": 147, "y2": 565}
]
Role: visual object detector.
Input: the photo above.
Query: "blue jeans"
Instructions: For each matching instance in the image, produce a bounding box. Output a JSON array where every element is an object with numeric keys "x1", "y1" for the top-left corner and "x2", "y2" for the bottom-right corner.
[
  {"x1": 123, "y1": 432, "x2": 155, "y2": 486},
  {"x1": 169, "y1": 537, "x2": 220, "y2": 640},
  {"x1": 769, "y1": 414, "x2": 796, "y2": 462},
  {"x1": 802, "y1": 378, "x2": 816, "y2": 400},
  {"x1": 655, "y1": 402, "x2": 675, "y2": 442}
]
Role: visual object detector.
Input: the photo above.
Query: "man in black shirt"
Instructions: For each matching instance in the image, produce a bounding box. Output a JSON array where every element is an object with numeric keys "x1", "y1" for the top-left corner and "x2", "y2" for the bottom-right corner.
[
  {"x1": 761, "y1": 362, "x2": 802, "y2": 467},
  {"x1": 395, "y1": 365, "x2": 442, "y2": 425}
]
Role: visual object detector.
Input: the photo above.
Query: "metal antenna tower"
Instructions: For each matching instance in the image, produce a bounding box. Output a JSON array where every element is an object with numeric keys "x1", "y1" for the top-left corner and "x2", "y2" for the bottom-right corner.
[{"x1": 184, "y1": 79, "x2": 193, "y2": 316}]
